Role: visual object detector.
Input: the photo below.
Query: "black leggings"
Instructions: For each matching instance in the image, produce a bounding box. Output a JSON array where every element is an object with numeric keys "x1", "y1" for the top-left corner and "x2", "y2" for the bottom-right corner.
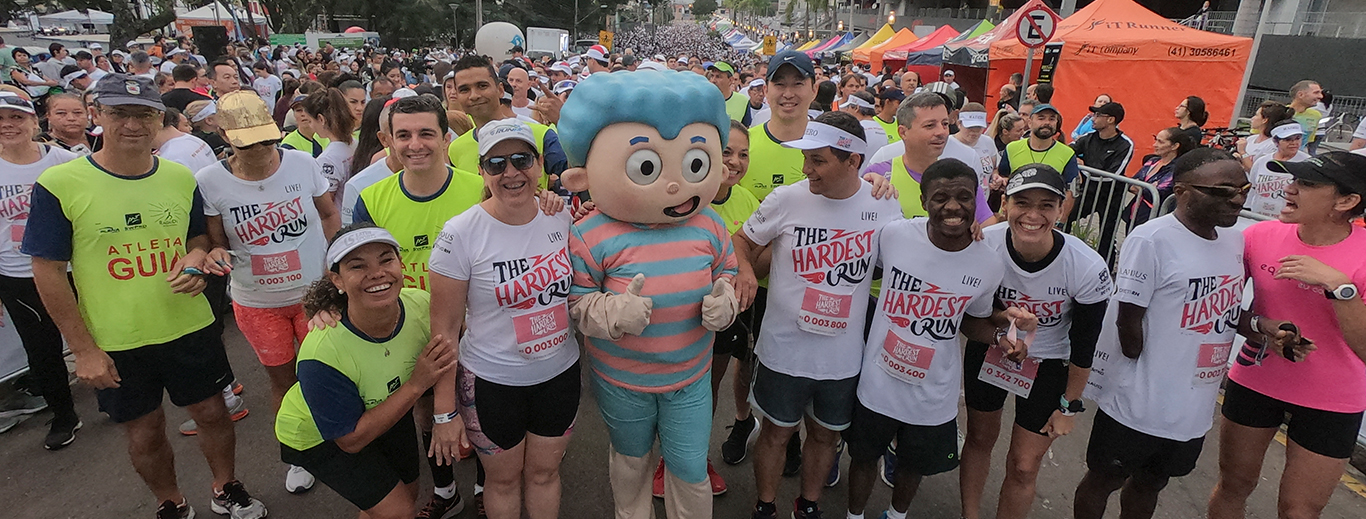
[{"x1": 0, "y1": 274, "x2": 75, "y2": 420}]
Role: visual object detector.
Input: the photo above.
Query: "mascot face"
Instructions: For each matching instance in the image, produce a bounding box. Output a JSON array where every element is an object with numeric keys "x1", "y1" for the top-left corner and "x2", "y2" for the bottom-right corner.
[
  {"x1": 579, "y1": 122, "x2": 723, "y2": 224},
  {"x1": 556, "y1": 69, "x2": 730, "y2": 225}
]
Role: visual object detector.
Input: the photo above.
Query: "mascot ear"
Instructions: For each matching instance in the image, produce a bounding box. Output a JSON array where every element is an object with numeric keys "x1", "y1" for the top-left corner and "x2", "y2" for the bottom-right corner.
[{"x1": 560, "y1": 167, "x2": 590, "y2": 192}]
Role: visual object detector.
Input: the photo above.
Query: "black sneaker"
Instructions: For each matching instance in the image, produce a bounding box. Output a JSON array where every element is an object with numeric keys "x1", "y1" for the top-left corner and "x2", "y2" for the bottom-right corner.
[
  {"x1": 782, "y1": 434, "x2": 802, "y2": 477},
  {"x1": 722, "y1": 415, "x2": 759, "y2": 465},
  {"x1": 155, "y1": 499, "x2": 195, "y2": 519},
  {"x1": 751, "y1": 502, "x2": 778, "y2": 519},
  {"x1": 416, "y1": 491, "x2": 465, "y2": 519},
  {"x1": 793, "y1": 498, "x2": 823, "y2": 519},
  {"x1": 44, "y1": 416, "x2": 82, "y2": 451}
]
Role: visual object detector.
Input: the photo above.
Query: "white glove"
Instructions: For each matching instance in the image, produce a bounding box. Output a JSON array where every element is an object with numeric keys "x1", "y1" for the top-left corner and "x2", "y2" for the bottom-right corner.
[{"x1": 701, "y1": 278, "x2": 739, "y2": 332}]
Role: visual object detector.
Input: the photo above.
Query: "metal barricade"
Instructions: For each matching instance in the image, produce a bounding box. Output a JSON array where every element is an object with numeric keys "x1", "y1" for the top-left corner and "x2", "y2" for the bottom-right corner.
[{"x1": 1065, "y1": 165, "x2": 1162, "y2": 269}]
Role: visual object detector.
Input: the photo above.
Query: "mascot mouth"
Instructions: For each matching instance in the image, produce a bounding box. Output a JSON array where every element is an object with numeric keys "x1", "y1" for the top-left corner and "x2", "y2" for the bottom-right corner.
[{"x1": 662, "y1": 196, "x2": 701, "y2": 218}]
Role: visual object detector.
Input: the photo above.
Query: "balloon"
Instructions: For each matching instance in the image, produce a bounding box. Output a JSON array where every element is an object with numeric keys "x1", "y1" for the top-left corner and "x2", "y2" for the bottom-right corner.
[{"x1": 475, "y1": 22, "x2": 526, "y2": 63}]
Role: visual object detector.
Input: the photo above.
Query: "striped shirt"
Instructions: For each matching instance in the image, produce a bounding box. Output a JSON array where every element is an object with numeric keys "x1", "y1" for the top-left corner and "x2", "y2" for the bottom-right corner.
[{"x1": 569, "y1": 208, "x2": 738, "y2": 393}]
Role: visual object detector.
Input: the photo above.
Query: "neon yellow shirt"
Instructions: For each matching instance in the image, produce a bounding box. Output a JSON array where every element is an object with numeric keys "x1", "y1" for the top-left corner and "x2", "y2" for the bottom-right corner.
[
  {"x1": 875, "y1": 115, "x2": 900, "y2": 144},
  {"x1": 711, "y1": 185, "x2": 761, "y2": 235},
  {"x1": 357, "y1": 167, "x2": 483, "y2": 291},
  {"x1": 743, "y1": 124, "x2": 806, "y2": 200},
  {"x1": 447, "y1": 121, "x2": 552, "y2": 190},
  {"x1": 280, "y1": 130, "x2": 330, "y2": 158}
]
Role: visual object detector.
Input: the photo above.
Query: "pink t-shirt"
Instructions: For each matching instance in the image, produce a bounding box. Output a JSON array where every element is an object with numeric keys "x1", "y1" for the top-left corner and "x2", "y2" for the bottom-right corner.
[{"x1": 1230, "y1": 220, "x2": 1366, "y2": 413}]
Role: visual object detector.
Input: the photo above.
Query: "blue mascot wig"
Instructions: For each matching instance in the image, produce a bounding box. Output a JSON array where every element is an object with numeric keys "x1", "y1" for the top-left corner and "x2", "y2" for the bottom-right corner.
[{"x1": 557, "y1": 70, "x2": 731, "y2": 168}]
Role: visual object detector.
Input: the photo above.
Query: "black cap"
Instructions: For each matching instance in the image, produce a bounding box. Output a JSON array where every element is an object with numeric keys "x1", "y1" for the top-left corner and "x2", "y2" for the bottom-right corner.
[
  {"x1": 878, "y1": 88, "x2": 905, "y2": 102},
  {"x1": 1268, "y1": 151, "x2": 1366, "y2": 196},
  {"x1": 1088, "y1": 101, "x2": 1125, "y2": 124},
  {"x1": 766, "y1": 50, "x2": 815, "y2": 81},
  {"x1": 1005, "y1": 163, "x2": 1067, "y2": 197}
]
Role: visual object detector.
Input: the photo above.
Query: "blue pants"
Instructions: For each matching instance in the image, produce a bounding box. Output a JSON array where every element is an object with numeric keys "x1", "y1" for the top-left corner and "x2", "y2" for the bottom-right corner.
[{"x1": 592, "y1": 372, "x2": 712, "y2": 484}]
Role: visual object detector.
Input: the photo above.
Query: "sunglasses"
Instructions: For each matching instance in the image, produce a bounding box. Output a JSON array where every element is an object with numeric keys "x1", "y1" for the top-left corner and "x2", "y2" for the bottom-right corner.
[
  {"x1": 481, "y1": 152, "x2": 537, "y2": 175},
  {"x1": 237, "y1": 139, "x2": 280, "y2": 150},
  {"x1": 1182, "y1": 182, "x2": 1251, "y2": 198}
]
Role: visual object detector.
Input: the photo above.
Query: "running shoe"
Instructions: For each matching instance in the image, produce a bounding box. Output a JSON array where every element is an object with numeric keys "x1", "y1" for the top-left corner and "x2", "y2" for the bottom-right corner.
[
  {"x1": 652, "y1": 457, "x2": 666, "y2": 498},
  {"x1": 878, "y1": 447, "x2": 896, "y2": 487},
  {"x1": 783, "y1": 434, "x2": 802, "y2": 477},
  {"x1": 792, "y1": 498, "x2": 824, "y2": 519},
  {"x1": 231, "y1": 381, "x2": 243, "y2": 395},
  {"x1": 179, "y1": 398, "x2": 249, "y2": 436},
  {"x1": 284, "y1": 465, "x2": 313, "y2": 494},
  {"x1": 0, "y1": 392, "x2": 47, "y2": 418},
  {"x1": 210, "y1": 480, "x2": 267, "y2": 519},
  {"x1": 0, "y1": 414, "x2": 25, "y2": 434},
  {"x1": 751, "y1": 503, "x2": 778, "y2": 519},
  {"x1": 416, "y1": 491, "x2": 464, "y2": 519},
  {"x1": 721, "y1": 415, "x2": 759, "y2": 464},
  {"x1": 44, "y1": 416, "x2": 82, "y2": 450},
  {"x1": 156, "y1": 499, "x2": 195, "y2": 519},
  {"x1": 825, "y1": 439, "x2": 844, "y2": 487},
  {"x1": 707, "y1": 459, "x2": 727, "y2": 495}
]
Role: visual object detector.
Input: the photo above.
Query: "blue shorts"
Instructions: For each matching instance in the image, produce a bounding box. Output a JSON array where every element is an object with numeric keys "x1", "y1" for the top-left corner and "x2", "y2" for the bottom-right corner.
[{"x1": 591, "y1": 372, "x2": 712, "y2": 484}]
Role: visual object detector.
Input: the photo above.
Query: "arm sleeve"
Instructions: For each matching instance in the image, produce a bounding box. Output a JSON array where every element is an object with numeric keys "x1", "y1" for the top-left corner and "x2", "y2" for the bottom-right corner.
[
  {"x1": 296, "y1": 359, "x2": 366, "y2": 441},
  {"x1": 541, "y1": 130, "x2": 568, "y2": 180},
  {"x1": 996, "y1": 151, "x2": 1012, "y2": 178},
  {"x1": 351, "y1": 196, "x2": 373, "y2": 224},
  {"x1": 20, "y1": 182, "x2": 73, "y2": 261},
  {"x1": 187, "y1": 187, "x2": 207, "y2": 240},
  {"x1": 1067, "y1": 300, "x2": 1107, "y2": 368}
]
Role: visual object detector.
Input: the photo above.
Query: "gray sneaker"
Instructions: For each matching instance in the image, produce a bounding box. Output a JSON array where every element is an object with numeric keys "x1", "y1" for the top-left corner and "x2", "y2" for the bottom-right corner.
[
  {"x1": 0, "y1": 414, "x2": 28, "y2": 434},
  {"x1": 0, "y1": 392, "x2": 47, "y2": 418},
  {"x1": 179, "y1": 398, "x2": 249, "y2": 436},
  {"x1": 211, "y1": 480, "x2": 267, "y2": 519}
]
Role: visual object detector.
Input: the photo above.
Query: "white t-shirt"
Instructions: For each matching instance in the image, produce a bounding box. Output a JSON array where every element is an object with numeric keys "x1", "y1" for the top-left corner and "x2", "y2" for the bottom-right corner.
[
  {"x1": 859, "y1": 119, "x2": 890, "y2": 172},
  {"x1": 858, "y1": 218, "x2": 1001, "y2": 425},
  {"x1": 195, "y1": 150, "x2": 331, "y2": 308},
  {"x1": 253, "y1": 75, "x2": 283, "y2": 113},
  {"x1": 962, "y1": 135, "x2": 1000, "y2": 194},
  {"x1": 156, "y1": 133, "x2": 217, "y2": 174},
  {"x1": 1246, "y1": 150, "x2": 1310, "y2": 218},
  {"x1": 980, "y1": 223, "x2": 1113, "y2": 360},
  {"x1": 341, "y1": 158, "x2": 396, "y2": 225},
  {"x1": 1242, "y1": 135, "x2": 1276, "y2": 162},
  {"x1": 750, "y1": 107, "x2": 771, "y2": 128},
  {"x1": 316, "y1": 141, "x2": 355, "y2": 209},
  {"x1": 86, "y1": 67, "x2": 107, "y2": 84},
  {"x1": 0, "y1": 146, "x2": 79, "y2": 277},
  {"x1": 159, "y1": 60, "x2": 177, "y2": 74},
  {"x1": 511, "y1": 103, "x2": 535, "y2": 120},
  {"x1": 743, "y1": 180, "x2": 903, "y2": 380},
  {"x1": 1354, "y1": 118, "x2": 1366, "y2": 141},
  {"x1": 1086, "y1": 214, "x2": 1243, "y2": 441},
  {"x1": 428, "y1": 205, "x2": 580, "y2": 386}
]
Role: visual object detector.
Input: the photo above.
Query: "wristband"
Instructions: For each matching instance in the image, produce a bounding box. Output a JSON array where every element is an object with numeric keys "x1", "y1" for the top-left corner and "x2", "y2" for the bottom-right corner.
[{"x1": 433, "y1": 411, "x2": 457, "y2": 424}]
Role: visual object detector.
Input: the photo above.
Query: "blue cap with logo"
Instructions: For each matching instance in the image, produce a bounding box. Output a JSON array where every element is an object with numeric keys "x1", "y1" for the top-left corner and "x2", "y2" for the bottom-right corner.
[{"x1": 766, "y1": 50, "x2": 815, "y2": 81}]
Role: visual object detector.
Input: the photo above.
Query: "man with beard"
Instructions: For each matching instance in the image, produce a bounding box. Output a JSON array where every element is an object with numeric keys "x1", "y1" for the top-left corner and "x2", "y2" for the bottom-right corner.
[{"x1": 996, "y1": 104, "x2": 1081, "y2": 212}]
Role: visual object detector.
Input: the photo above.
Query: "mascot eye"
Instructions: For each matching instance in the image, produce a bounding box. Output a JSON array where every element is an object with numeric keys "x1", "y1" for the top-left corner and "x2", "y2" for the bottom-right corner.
[
  {"x1": 625, "y1": 149, "x2": 662, "y2": 185},
  {"x1": 680, "y1": 149, "x2": 710, "y2": 183}
]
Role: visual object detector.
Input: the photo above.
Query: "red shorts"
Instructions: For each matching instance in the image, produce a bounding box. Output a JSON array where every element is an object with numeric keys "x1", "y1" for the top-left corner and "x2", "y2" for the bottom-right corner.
[{"x1": 232, "y1": 302, "x2": 308, "y2": 367}]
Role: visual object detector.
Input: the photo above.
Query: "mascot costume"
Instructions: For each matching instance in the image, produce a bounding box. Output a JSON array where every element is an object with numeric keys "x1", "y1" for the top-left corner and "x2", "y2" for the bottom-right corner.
[{"x1": 558, "y1": 70, "x2": 740, "y2": 519}]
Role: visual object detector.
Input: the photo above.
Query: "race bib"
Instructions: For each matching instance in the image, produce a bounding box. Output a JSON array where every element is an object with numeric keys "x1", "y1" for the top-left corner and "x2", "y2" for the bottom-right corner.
[
  {"x1": 9, "y1": 220, "x2": 25, "y2": 250},
  {"x1": 511, "y1": 304, "x2": 570, "y2": 361},
  {"x1": 977, "y1": 344, "x2": 1041, "y2": 398},
  {"x1": 797, "y1": 286, "x2": 854, "y2": 336},
  {"x1": 1192, "y1": 341, "x2": 1233, "y2": 385},
  {"x1": 878, "y1": 329, "x2": 934, "y2": 385},
  {"x1": 250, "y1": 250, "x2": 305, "y2": 288}
]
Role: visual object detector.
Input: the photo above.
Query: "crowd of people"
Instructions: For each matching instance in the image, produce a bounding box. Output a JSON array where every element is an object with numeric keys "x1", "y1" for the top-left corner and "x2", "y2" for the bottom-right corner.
[{"x1": 0, "y1": 20, "x2": 1362, "y2": 519}]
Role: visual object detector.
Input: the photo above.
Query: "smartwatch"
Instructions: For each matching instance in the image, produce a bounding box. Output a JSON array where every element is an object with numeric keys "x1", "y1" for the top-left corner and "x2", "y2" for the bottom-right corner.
[
  {"x1": 1325, "y1": 283, "x2": 1358, "y2": 301},
  {"x1": 1059, "y1": 396, "x2": 1084, "y2": 416}
]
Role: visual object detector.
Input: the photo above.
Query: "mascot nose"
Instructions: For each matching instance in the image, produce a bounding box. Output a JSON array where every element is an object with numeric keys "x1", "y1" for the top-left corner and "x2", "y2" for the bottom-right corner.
[{"x1": 666, "y1": 182, "x2": 680, "y2": 195}]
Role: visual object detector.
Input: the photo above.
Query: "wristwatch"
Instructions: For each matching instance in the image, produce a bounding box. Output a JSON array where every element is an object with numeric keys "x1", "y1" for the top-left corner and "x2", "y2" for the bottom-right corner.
[
  {"x1": 1325, "y1": 283, "x2": 1359, "y2": 301},
  {"x1": 1249, "y1": 314, "x2": 1264, "y2": 335},
  {"x1": 1059, "y1": 396, "x2": 1084, "y2": 416}
]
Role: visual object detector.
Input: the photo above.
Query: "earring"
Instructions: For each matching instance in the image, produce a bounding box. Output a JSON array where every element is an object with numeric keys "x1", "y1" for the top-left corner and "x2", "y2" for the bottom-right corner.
[{"x1": 338, "y1": 288, "x2": 344, "y2": 294}]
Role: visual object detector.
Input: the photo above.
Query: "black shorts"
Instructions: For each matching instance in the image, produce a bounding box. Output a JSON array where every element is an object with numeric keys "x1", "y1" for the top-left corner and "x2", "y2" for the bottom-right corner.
[
  {"x1": 281, "y1": 415, "x2": 419, "y2": 510},
  {"x1": 747, "y1": 286, "x2": 768, "y2": 343},
  {"x1": 750, "y1": 361, "x2": 857, "y2": 430},
  {"x1": 962, "y1": 340, "x2": 1070, "y2": 436},
  {"x1": 844, "y1": 401, "x2": 959, "y2": 476},
  {"x1": 713, "y1": 306, "x2": 753, "y2": 360},
  {"x1": 1221, "y1": 379, "x2": 1364, "y2": 460},
  {"x1": 459, "y1": 362, "x2": 581, "y2": 453},
  {"x1": 1086, "y1": 409, "x2": 1205, "y2": 479},
  {"x1": 96, "y1": 325, "x2": 234, "y2": 424}
]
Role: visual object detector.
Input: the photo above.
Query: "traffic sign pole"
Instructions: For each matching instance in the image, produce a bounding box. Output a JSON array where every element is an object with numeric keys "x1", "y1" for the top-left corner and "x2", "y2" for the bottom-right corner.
[
  {"x1": 1012, "y1": 4, "x2": 1060, "y2": 111},
  {"x1": 1020, "y1": 48, "x2": 1034, "y2": 111}
]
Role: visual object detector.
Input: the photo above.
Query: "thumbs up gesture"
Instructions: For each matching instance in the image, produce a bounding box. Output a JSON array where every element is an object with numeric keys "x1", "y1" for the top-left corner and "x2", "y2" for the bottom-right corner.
[
  {"x1": 605, "y1": 273, "x2": 653, "y2": 337},
  {"x1": 701, "y1": 278, "x2": 739, "y2": 332}
]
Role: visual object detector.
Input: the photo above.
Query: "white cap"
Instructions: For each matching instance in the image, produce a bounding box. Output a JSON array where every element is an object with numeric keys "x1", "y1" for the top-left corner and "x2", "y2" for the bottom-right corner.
[
  {"x1": 959, "y1": 111, "x2": 988, "y2": 129},
  {"x1": 0, "y1": 92, "x2": 37, "y2": 115},
  {"x1": 549, "y1": 62, "x2": 573, "y2": 75},
  {"x1": 839, "y1": 96, "x2": 875, "y2": 110},
  {"x1": 477, "y1": 118, "x2": 538, "y2": 157},
  {"x1": 636, "y1": 61, "x2": 667, "y2": 71},
  {"x1": 1271, "y1": 123, "x2": 1304, "y2": 139},
  {"x1": 326, "y1": 227, "x2": 400, "y2": 268},
  {"x1": 390, "y1": 87, "x2": 418, "y2": 100},
  {"x1": 191, "y1": 101, "x2": 217, "y2": 123},
  {"x1": 780, "y1": 121, "x2": 867, "y2": 156},
  {"x1": 90, "y1": 43, "x2": 103, "y2": 50},
  {"x1": 553, "y1": 80, "x2": 577, "y2": 95},
  {"x1": 747, "y1": 78, "x2": 765, "y2": 89},
  {"x1": 585, "y1": 45, "x2": 609, "y2": 63},
  {"x1": 166, "y1": 48, "x2": 186, "y2": 57}
]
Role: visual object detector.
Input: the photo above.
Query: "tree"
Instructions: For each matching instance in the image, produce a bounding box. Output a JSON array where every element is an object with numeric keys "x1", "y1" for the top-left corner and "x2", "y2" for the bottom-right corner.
[
  {"x1": 692, "y1": 0, "x2": 718, "y2": 18},
  {"x1": 108, "y1": 0, "x2": 177, "y2": 50}
]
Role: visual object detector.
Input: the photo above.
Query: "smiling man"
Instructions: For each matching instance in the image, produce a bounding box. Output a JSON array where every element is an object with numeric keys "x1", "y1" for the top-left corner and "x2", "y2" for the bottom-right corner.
[{"x1": 445, "y1": 56, "x2": 567, "y2": 190}]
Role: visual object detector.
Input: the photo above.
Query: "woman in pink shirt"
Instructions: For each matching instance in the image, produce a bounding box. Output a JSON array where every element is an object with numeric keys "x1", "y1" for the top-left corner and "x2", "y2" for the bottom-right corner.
[{"x1": 1208, "y1": 151, "x2": 1366, "y2": 519}]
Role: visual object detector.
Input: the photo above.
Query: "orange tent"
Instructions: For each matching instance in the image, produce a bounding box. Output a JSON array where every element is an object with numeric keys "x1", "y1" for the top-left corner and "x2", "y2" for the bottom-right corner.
[
  {"x1": 854, "y1": 28, "x2": 918, "y2": 71},
  {"x1": 982, "y1": 0, "x2": 1253, "y2": 170}
]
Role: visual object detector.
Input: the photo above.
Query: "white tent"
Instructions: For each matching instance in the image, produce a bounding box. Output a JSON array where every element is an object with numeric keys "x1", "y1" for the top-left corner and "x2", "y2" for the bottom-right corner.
[{"x1": 38, "y1": 9, "x2": 113, "y2": 25}]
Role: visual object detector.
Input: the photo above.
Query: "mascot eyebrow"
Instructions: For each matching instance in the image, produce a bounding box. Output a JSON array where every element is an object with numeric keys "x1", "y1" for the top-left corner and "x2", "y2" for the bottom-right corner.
[{"x1": 557, "y1": 69, "x2": 731, "y2": 168}]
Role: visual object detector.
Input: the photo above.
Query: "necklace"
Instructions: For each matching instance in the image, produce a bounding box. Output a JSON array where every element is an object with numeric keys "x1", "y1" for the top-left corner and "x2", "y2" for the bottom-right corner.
[{"x1": 1026, "y1": 141, "x2": 1053, "y2": 164}]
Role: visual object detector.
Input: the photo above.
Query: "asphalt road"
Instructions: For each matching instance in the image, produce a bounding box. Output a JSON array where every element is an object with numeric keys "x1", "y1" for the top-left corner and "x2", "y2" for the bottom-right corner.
[{"x1": 2, "y1": 319, "x2": 1364, "y2": 519}]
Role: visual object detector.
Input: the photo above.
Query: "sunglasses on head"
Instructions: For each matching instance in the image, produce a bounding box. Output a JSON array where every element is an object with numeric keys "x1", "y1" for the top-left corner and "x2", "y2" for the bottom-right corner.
[
  {"x1": 1181, "y1": 182, "x2": 1251, "y2": 199},
  {"x1": 481, "y1": 152, "x2": 537, "y2": 175}
]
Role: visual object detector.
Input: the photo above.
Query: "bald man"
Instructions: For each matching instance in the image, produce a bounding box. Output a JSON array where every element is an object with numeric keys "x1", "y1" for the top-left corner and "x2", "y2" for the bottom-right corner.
[{"x1": 506, "y1": 67, "x2": 535, "y2": 119}]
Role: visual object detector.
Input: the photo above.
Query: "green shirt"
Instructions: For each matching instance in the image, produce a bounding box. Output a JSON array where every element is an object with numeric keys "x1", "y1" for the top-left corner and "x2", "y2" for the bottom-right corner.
[
  {"x1": 357, "y1": 167, "x2": 483, "y2": 291},
  {"x1": 875, "y1": 115, "x2": 900, "y2": 144},
  {"x1": 743, "y1": 124, "x2": 807, "y2": 200},
  {"x1": 725, "y1": 92, "x2": 751, "y2": 124},
  {"x1": 275, "y1": 288, "x2": 431, "y2": 451},
  {"x1": 280, "y1": 130, "x2": 330, "y2": 158},
  {"x1": 1291, "y1": 106, "x2": 1322, "y2": 147},
  {"x1": 31, "y1": 157, "x2": 214, "y2": 351},
  {"x1": 0, "y1": 47, "x2": 16, "y2": 78},
  {"x1": 711, "y1": 185, "x2": 761, "y2": 235}
]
